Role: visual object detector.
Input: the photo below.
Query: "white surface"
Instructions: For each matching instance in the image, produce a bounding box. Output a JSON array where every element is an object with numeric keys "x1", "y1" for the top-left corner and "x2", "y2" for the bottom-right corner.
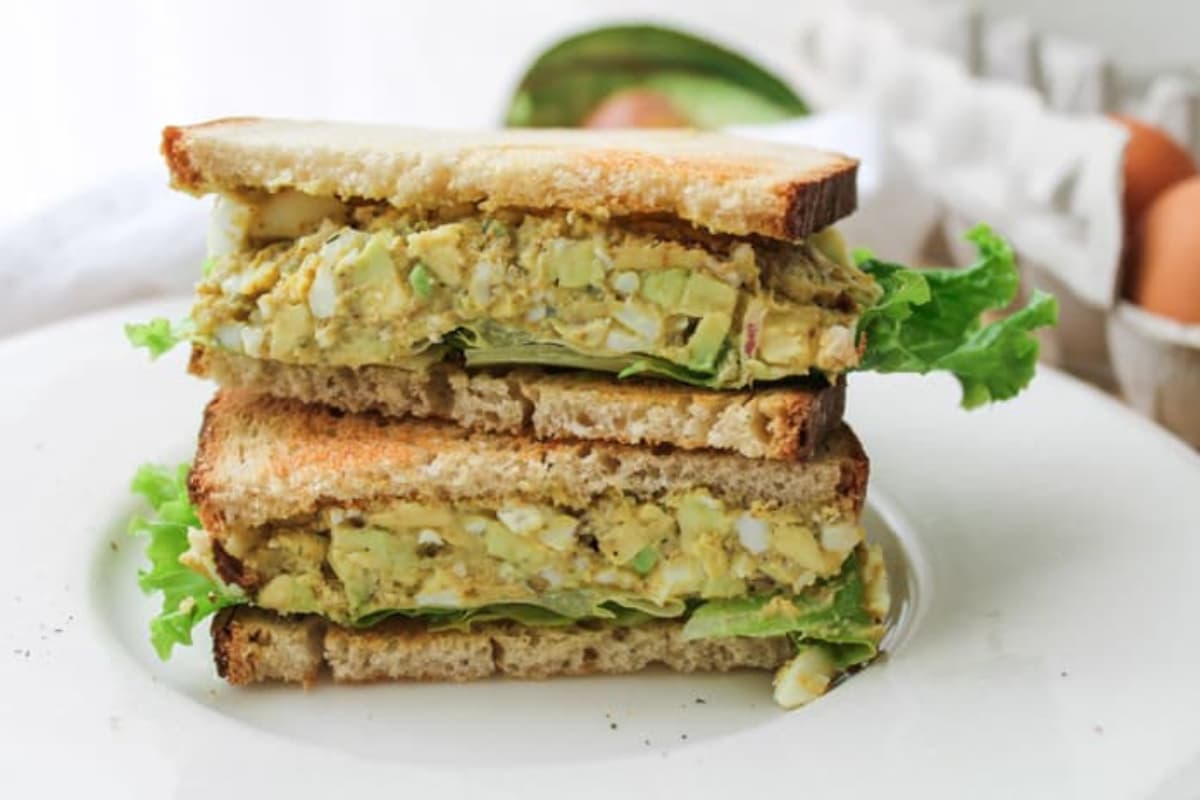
[{"x1": 3, "y1": 298, "x2": 1200, "y2": 798}]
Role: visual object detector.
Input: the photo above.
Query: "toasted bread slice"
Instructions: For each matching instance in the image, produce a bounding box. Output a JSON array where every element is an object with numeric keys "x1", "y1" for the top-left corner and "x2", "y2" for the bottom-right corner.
[
  {"x1": 189, "y1": 346, "x2": 845, "y2": 461},
  {"x1": 189, "y1": 391, "x2": 868, "y2": 536},
  {"x1": 212, "y1": 607, "x2": 792, "y2": 686},
  {"x1": 162, "y1": 118, "x2": 856, "y2": 240}
]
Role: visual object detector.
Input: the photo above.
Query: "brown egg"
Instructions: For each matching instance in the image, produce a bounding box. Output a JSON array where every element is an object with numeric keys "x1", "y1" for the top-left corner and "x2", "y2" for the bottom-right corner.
[
  {"x1": 1111, "y1": 114, "x2": 1198, "y2": 225},
  {"x1": 1127, "y1": 175, "x2": 1200, "y2": 323},
  {"x1": 583, "y1": 89, "x2": 690, "y2": 129}
]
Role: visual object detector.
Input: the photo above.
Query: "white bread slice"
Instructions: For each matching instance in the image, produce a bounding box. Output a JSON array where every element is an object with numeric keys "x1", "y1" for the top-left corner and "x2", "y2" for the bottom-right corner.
[
  {"x1": 212, "y1": 607, "x2": 792, "y2": 686},
  {"x1": 188, "y1": 391, "x2": 869, "y2": 537},
  {"x1": 162, "y1": 118, "x2": 856, "y2": 240},
  {"x1": 189, "y1": 346, "x2": 845, "y2": 461}
]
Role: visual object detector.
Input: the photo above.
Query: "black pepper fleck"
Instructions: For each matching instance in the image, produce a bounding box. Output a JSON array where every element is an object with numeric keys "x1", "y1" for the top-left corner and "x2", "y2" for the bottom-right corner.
[{"x1": 609, "y1": 722, "x2": 617, "y2": 730}]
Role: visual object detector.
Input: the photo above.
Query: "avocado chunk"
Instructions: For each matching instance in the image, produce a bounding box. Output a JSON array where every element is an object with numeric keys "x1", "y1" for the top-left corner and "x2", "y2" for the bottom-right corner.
[
  {"x1": 678, "y1": 272, "x2": 737, "y2": 316},
  {"x1": 640, "y1": 268, "x2": 688, "y2": 308},
  {"x1": 686, "y1": 312, "x2": 731, "y2": 371},
  {"x1": 349, "y1": 234, "x2": 405, "y2": 315},
  {"x1": 407, "y1": 224, "x2": 466, "y2": 286},
  {"x1": 331, "y1": 331, "x2": 395, "y2": 365},
  {"x1": 758, "y1": 309, "x2": 819, "y2": 365},
  {"x1": 769, "y1": 523, "x2": 825, "y2": 572},
  {"x1": 552, "y1": 240, "x2": 604, "y2": 288},
  {"x1": 368, "y1": 502, "x2": 456, "y2": 531},
  {"x1": 631, "y1": 546, "x2": 658, "y2": 575},
  {"x1": 257, "y1": 575, "x2": 321, "y2": 614},
  {"x1": 702, "y1": 572, "x2": 746, "y2": 597},
  {"x1": 268, "y1": 304, "x2": 313, "y2": 360},
  {"x1": 810, "y1": 226, "x2": 850, "y2": 268},
  {"x1": 597, "y1": 505, "x2": 672, "y2": 564},
  {"x1": 408, "y1": 262, "x2": 435, "y2": 298},
  {"x1": 328, "y1": 525, "x2": 420, "y2": 615},
  {"x1": 484, "y1": 521, "x2": 547, "y2": 569},
  {"x1": 676, "y1": 492, "x2": 730, "y2": 546}
]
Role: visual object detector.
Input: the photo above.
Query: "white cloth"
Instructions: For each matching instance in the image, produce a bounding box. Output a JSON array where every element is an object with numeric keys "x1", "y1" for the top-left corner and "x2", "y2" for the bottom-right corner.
[{"x1": 0, "y1": 170, "x2": 206, "y2": 336}]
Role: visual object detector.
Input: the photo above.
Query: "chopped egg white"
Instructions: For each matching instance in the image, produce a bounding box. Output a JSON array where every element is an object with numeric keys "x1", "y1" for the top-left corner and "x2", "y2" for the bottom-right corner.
[
  {"x1": 417, "y1": 529, "x2": 444, "y2": 547},
  {"x1": 772, "y1": 645, "x2": 836, "y2": 709},
  {"x1": 497, "y1": 506, "x2": 545, "y2": 534},
  {"x1": 735, "y1": 514, "x2": 769, "y2": 554},
  {"x1": 307, "y1": 263, "x2": 337, "y2": 318},
  {"x1": 819, "y1": 522, "x2": 861, "y2": 554},
  {"x1": 612, "y1": 271, "x2": 639, "y2": 296}
]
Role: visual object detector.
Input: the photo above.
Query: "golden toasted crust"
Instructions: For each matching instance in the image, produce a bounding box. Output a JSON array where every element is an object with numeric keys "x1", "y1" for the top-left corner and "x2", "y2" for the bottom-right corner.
[
  {"x1": 188, "y1": 391, "x2": 868, "y2": 537},
  {"x1": 161, "y1": 118, "x2": 857, "y2": 240},
  {"x1": 189, "y1": 346, "x2": 844, "y2": 461},
  {"x1": 212, "y1": 607, "x2": 792, "y2": 686}
]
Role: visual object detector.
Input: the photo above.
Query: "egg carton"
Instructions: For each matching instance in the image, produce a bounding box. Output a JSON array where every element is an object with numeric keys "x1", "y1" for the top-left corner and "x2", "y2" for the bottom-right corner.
[{"x1": 786, "y1": 1, "x2": 1200, "y2": 445}]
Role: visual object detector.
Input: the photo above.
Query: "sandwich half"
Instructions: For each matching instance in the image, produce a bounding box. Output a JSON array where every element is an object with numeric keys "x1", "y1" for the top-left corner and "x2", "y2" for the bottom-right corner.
[
  {"x1": 169, "y1": 391, "x2": 888, "y2": 708},
  {"x1": 159, "y1": 119, "x2": 877, "y2": 459}
]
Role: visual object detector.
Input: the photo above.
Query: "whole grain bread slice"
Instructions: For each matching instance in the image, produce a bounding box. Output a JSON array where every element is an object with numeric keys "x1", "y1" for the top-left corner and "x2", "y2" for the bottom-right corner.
[
  {"x1": 190, "y1": 346, "x2": 844, "y2": 461},
  {"x1": 188, "y1": 391, "x2": 868, "y2": 537},
  {"x1": 212, "y1": 607, "x2": 792, "y2": 686},
  {"x1": 162, "y1": 118, "x2": 856, "y2": 240}
]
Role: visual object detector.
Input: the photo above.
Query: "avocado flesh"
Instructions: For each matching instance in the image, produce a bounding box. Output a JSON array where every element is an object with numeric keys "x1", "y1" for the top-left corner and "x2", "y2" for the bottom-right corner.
[
  {"x1": 191, "y1": 198, "x2": 880, "y2": 386},
  {"x1": 190, "y1": 490, "x2": 863, "y2": 626}
]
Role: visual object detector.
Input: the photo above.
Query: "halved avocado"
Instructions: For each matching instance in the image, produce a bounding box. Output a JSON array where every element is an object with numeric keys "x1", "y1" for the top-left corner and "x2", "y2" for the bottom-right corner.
[{"x1": 504, "y1": 25, "x2": 807, "y2": 129}]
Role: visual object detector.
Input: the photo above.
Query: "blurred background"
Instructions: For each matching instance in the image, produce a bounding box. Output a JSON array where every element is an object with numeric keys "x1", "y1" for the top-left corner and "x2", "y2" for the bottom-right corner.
[{"x1": 2, "y1": 0, "x2": 1198, "y2": 443}]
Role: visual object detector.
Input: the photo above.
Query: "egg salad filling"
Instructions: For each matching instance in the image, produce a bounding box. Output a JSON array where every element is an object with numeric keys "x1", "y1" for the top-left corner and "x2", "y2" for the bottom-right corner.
[
  {"x1": 185, "y1": 489, "x2": 874, "y2": 626},
  {"x1": 133, "y1": 462, "x2": 889, "y2": 709},
  {"x1": 190, "y1": 191, "x2": 881, "y2": 388}
]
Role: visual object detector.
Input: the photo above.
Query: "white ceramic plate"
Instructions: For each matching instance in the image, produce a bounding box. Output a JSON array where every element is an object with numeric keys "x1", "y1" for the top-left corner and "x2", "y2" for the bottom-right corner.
[{"x1": 3, "y1": 299, "x2": 1199, "y2": 800}]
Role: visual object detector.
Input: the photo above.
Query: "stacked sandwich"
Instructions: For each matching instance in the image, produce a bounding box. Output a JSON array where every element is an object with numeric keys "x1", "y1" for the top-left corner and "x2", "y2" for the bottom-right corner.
[{"x1": 128, "y1": 119, "x2": 1054, "y2": 708}]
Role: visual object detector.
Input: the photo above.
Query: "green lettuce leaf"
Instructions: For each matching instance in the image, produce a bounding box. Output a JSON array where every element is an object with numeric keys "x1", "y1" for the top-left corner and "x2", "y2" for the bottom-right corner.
[
  {"x1": 462, "y1": 341, "x2": 723, "y2": 387},
  {"x1": 682, "y1": 552, "x2": 880, "y2": 668},
  {"x1": 428, "y1": 602, "x2": 653, "y2": 632},
  {"x1": 353, "y1": 590, "x2": 685, "y2": 631},
  {"x1": 855, "y1": 225, "x2": 1058, "y2": 408},
  {"x1": 616, "y1": 356, "x2": 722, "y2": 387},
  {"x1": 128, "y1": 463, "x2": 244, "y2": 658},
  {"x1": 124, "y1": 317, "x2": 192, "y2": 360}
]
